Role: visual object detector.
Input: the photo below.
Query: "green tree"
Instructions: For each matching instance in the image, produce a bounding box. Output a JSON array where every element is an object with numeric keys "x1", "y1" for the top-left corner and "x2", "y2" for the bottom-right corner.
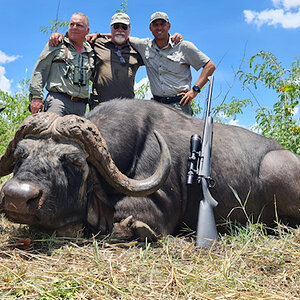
[
  {"x1": 39, "y1": 19, "x2": 69, "y2": 34},
  {"x1": 117, "y1": 0, "x2": 128, "y2": 13},
  {"x1": 0, "y1": 80, "x2": 30, "y2": 155},
  {"x1": 238, "y1": 51, "x2": 299, "y2": 154},
  {"x1": 134, "y1": 79, "x2": 150, "y2": 99}
]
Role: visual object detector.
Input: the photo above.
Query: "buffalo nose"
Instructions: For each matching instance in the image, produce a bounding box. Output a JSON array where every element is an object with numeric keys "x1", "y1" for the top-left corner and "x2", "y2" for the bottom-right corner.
[{"x1": 2, "y1": 181, "x2": 41, "y2": 213}]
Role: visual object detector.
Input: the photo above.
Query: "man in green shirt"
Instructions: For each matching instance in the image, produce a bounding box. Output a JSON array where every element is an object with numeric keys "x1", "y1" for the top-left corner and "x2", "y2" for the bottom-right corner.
[{"x1": 29, "y1": 12, "x2": 94, "y2": 116}]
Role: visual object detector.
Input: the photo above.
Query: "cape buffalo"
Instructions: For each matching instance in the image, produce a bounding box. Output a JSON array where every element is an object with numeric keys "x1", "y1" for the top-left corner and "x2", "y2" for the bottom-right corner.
[{"x1": 0, "y1": 99, "x2": 299, "y2": 240}]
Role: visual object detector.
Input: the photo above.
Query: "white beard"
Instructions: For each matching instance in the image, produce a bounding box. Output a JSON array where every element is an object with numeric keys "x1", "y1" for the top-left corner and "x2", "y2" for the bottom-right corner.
[{"x1": 114, "y1": 35, "x2": 126, "y2": 45}]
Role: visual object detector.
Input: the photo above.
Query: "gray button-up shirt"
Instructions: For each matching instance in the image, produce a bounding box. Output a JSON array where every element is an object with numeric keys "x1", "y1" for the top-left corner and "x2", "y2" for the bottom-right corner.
[{"x1": 130, "y1": 37, "x2": 210, "y2": 97}]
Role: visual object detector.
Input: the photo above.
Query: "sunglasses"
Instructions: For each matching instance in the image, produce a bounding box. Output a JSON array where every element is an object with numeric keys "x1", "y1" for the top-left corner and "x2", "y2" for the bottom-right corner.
[
  {"x1": 113, "y1": 23, "x2": 128, "y2": 30},
  {"x1": 115, "y1": 50, "x2": 126, "y2": 64}
]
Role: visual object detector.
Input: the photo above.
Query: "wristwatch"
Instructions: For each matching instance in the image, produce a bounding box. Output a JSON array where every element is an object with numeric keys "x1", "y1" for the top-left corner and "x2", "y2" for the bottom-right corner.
[{"x1": 192, "y1": 85, "x2": 201, "y2": 93}]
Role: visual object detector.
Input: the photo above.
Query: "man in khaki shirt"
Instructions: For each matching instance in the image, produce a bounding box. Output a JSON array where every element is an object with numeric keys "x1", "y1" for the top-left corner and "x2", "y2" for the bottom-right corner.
[
  {"x1": 130, "y1": 12, "x2": 216, "y2": 115},
  {"x1": 29, "y1": 13, "x2": 94, "y2": 116},
  {"x1": 89, "y1": 13, "x2": 144, "y2": 108}
]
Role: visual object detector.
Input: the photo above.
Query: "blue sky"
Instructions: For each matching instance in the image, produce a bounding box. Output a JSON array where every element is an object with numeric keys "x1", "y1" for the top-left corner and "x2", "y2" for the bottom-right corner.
[{"x1": 0, "y1": 0, "x2": 299, "y2": 127}]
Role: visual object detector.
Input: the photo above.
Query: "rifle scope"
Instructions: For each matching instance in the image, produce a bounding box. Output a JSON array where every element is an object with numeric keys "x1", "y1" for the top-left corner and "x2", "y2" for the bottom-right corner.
[{"x1": 186, "y1": 134, "x2": 202, "y2": 185}]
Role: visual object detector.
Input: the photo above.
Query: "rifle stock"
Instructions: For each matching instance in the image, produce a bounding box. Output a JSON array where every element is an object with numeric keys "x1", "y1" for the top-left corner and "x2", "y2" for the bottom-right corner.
[{"x1": 196, "y1": 177, "x2": 218, "y2": 248}]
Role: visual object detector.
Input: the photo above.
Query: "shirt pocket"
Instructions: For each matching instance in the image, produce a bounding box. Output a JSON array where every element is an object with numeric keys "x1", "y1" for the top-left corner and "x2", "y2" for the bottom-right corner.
[
  {"x1": 51, "y1": 48, "x2": 70, "y2": 80},
  {"x1": 53, "y1": 48, "x2": 68, "y2": 63},
  {"x1": 144, "y1": 49, "x2": 158, "y2": 68},
  {"x1": 165, "y1": 51, "x2": 185, "y2": 74}
]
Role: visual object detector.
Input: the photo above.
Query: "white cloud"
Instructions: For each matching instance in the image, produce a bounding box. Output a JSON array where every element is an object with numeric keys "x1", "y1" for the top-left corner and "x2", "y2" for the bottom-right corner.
[
  {"x1": 0, "y1": 50, "x2": 20, "y2": 64},
  {"x1": 273, "y1": 0, "x2": 300, "y2": 10},
  {"x1": 228, "y1": 119, "x2": 240, "y2": 126},
  {"x1": 244, "y1": 1, "x2": 300, "y2": 28},
  {"x1": 0, "y1": 50, "x2": 21, "y2": 93},
  {"x1": 0, "y1": 66, "x2": 11, "y2": 93}
]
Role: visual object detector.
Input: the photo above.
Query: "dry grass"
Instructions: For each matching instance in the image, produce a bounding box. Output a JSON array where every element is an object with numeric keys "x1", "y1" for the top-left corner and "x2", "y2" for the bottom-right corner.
[{"x1": 0, "y1": 215, "x2": 299, "y2": 300}]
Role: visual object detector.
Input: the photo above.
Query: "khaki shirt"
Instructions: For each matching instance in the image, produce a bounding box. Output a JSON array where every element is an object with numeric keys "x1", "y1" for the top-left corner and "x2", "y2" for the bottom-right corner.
[
  {"x1": 129, "y1": 37, "x2": 210, "y2": 97},
  {"x1": 91, "y1": 37, "x2": 144, "y2": 102},
  {"x1": 29, "y1": 36, "x2": 94, "y2": 100}
]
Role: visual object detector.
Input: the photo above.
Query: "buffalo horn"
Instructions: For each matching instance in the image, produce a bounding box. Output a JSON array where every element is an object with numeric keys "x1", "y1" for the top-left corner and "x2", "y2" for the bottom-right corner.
[{"x1": 52, "y1": 114, "x2": 171, "y2": 197}]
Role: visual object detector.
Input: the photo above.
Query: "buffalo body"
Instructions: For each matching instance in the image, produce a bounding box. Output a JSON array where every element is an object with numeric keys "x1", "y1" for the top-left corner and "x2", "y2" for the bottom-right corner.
[{"x1": 0, "y1": 99, "x2": 299, "y2": 239}]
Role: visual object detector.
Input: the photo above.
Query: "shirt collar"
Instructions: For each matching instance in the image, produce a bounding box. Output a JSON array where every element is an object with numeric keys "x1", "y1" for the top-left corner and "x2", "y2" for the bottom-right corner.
[
  {"x1": 153, "y1": 35, "x2": 174, "y2": 51},
  {"x1": 63, "y1": 34, "x2": 93, "y2": 54}
]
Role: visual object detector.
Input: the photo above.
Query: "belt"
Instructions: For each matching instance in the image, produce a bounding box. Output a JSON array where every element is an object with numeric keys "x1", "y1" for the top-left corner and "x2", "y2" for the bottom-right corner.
[
  {"x1": 62, "y1": 93, "x2": 88, "y2": 104},
  {"x1": 70, "y1": 95, "x2": 88, "y2": 103},
  {"x1": 153, "y1": 95, "x2": 183, "y2": 104}
]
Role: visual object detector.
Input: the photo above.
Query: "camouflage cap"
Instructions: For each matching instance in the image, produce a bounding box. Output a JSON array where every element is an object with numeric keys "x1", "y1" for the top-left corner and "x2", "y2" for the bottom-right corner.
[
  {"x1": 150, "y1": 12, "x2": 169, "y2": 24},
  {"x1": 110, "y1": 13, "x2": 131, "y2": 26}
]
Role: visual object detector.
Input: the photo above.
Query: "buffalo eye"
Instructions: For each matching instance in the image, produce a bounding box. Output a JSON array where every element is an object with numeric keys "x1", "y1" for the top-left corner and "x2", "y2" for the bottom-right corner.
[
  {"x1": 13, "y1": 147, "x2": 29, "y2": 172},
  {"x1": 60, "y1": 153, "x2": 86, "y2": 168},
  {"x1": 14, "y1": 146, "x2": 29, "y2": 160}
]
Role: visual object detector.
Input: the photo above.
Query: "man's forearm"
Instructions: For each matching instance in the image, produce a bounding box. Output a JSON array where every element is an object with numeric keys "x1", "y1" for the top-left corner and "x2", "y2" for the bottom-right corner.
[{"x1": 195, "y1": 60, "x2": 216, "y2": 89}]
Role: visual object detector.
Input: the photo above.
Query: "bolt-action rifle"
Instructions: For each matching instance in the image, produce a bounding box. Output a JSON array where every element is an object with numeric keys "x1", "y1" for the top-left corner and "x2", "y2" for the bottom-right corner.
[{"x1": 186, "y1": 75, "x2": 218, "y2": 248}]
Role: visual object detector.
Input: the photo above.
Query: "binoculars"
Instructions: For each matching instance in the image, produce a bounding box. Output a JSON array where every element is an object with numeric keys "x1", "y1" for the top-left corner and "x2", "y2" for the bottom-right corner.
[
  {"x1": 73, "y1": 66, "x2": 88, "y2": 86},
  {"x1": 186, "y1": 134, "x2": 202, "y2": 185}
]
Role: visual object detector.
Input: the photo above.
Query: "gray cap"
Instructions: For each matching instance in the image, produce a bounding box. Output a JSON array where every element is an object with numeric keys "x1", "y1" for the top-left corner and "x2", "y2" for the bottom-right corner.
[
  {"x1": 110, "y1": 13, "x2": 131, "y2": 26},
  {"x1": 150, "y1": 12, "x2": 169, "y2": 24}
]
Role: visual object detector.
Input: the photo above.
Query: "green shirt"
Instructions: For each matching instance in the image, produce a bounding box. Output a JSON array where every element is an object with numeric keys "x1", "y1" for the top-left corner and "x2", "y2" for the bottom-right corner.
[{"x1": 29, "y1": 36, "x2": 94, "y2": 101}]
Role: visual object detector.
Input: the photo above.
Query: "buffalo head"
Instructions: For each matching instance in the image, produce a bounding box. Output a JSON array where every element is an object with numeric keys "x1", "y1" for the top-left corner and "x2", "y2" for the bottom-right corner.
[{"x1": 0, "y1": 112, "x2": 171, "y2": 235}]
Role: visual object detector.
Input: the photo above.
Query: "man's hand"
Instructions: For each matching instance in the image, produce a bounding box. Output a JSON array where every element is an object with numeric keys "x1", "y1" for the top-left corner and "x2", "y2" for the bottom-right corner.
[
  {"x1": 86, "y1": 33, "x2": 98, "y2": 44},
  {"x1": 30, "y1": 98, "x2": 43, "y2": 114},
  {"x1": 49, "y1": 33, "x2": 63, "y2": 47},
  {"x1": 171, "y1": 33, "x2": 183, "y2": 44},
  {"x1": 179, "y1": 60, "x2": 216, "y2": 106},
  {"x1": 178, "y1": 90, "x2": 198, "y2": 106}
]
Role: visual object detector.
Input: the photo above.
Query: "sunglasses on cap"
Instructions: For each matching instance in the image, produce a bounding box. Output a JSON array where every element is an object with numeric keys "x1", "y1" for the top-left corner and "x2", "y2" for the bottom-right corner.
[{"x1": 113, "y1": 23, "x2": 128, "y2": 30}]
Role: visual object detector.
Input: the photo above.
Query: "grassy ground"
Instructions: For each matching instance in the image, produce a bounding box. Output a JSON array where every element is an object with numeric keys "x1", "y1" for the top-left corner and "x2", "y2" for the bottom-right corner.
[{"x1": 0, "y1": 215, "x2": 299, "y2": 299}]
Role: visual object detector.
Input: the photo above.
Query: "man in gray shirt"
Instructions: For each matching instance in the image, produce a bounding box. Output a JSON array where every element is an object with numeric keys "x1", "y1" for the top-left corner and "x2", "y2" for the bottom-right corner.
[{"x1": 130, "y1": 12, "x2": 216, "y2": 115}]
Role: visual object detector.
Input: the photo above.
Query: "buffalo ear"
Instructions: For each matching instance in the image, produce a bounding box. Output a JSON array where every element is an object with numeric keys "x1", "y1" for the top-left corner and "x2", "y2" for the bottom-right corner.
[{"x1": 86, "y1": 188, "x2": 114, "y2": 234}]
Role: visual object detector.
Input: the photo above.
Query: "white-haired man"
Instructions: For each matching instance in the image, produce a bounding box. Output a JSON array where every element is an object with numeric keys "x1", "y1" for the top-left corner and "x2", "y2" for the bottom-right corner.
[{"x1": 30, "y1": 12, "x2": 94, "y2": 116}]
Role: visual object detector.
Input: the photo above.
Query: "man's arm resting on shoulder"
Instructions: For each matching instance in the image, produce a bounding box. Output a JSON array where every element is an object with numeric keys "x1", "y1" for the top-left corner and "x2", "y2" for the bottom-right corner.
[
  {"x1": 179, "y1": 60, "x2": 216, "y2": 106},
  {"x1": 171, "y1": 33, "x2": 183, "y2": 44},
  {"x1": 49, "y1": 32, "x2": 64, "y2": 47},
  {"x1": 86, "y1": 33, "x2": 111, "y2": 44}
]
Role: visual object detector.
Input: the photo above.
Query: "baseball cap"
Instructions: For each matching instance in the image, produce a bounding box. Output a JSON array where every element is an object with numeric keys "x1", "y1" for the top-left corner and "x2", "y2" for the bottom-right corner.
[
  {"x1": 150, "y1": 12, "x2": 169, "y2": 24},
  {"x1": 110, "y1": 13, "x2": 131, "y2": 26}
]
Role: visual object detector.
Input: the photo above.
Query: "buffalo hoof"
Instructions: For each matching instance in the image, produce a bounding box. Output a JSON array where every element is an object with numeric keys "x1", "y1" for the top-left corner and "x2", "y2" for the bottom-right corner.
[{"x1": 112, "y1": 216, "x2": 157, "y2": 242}]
